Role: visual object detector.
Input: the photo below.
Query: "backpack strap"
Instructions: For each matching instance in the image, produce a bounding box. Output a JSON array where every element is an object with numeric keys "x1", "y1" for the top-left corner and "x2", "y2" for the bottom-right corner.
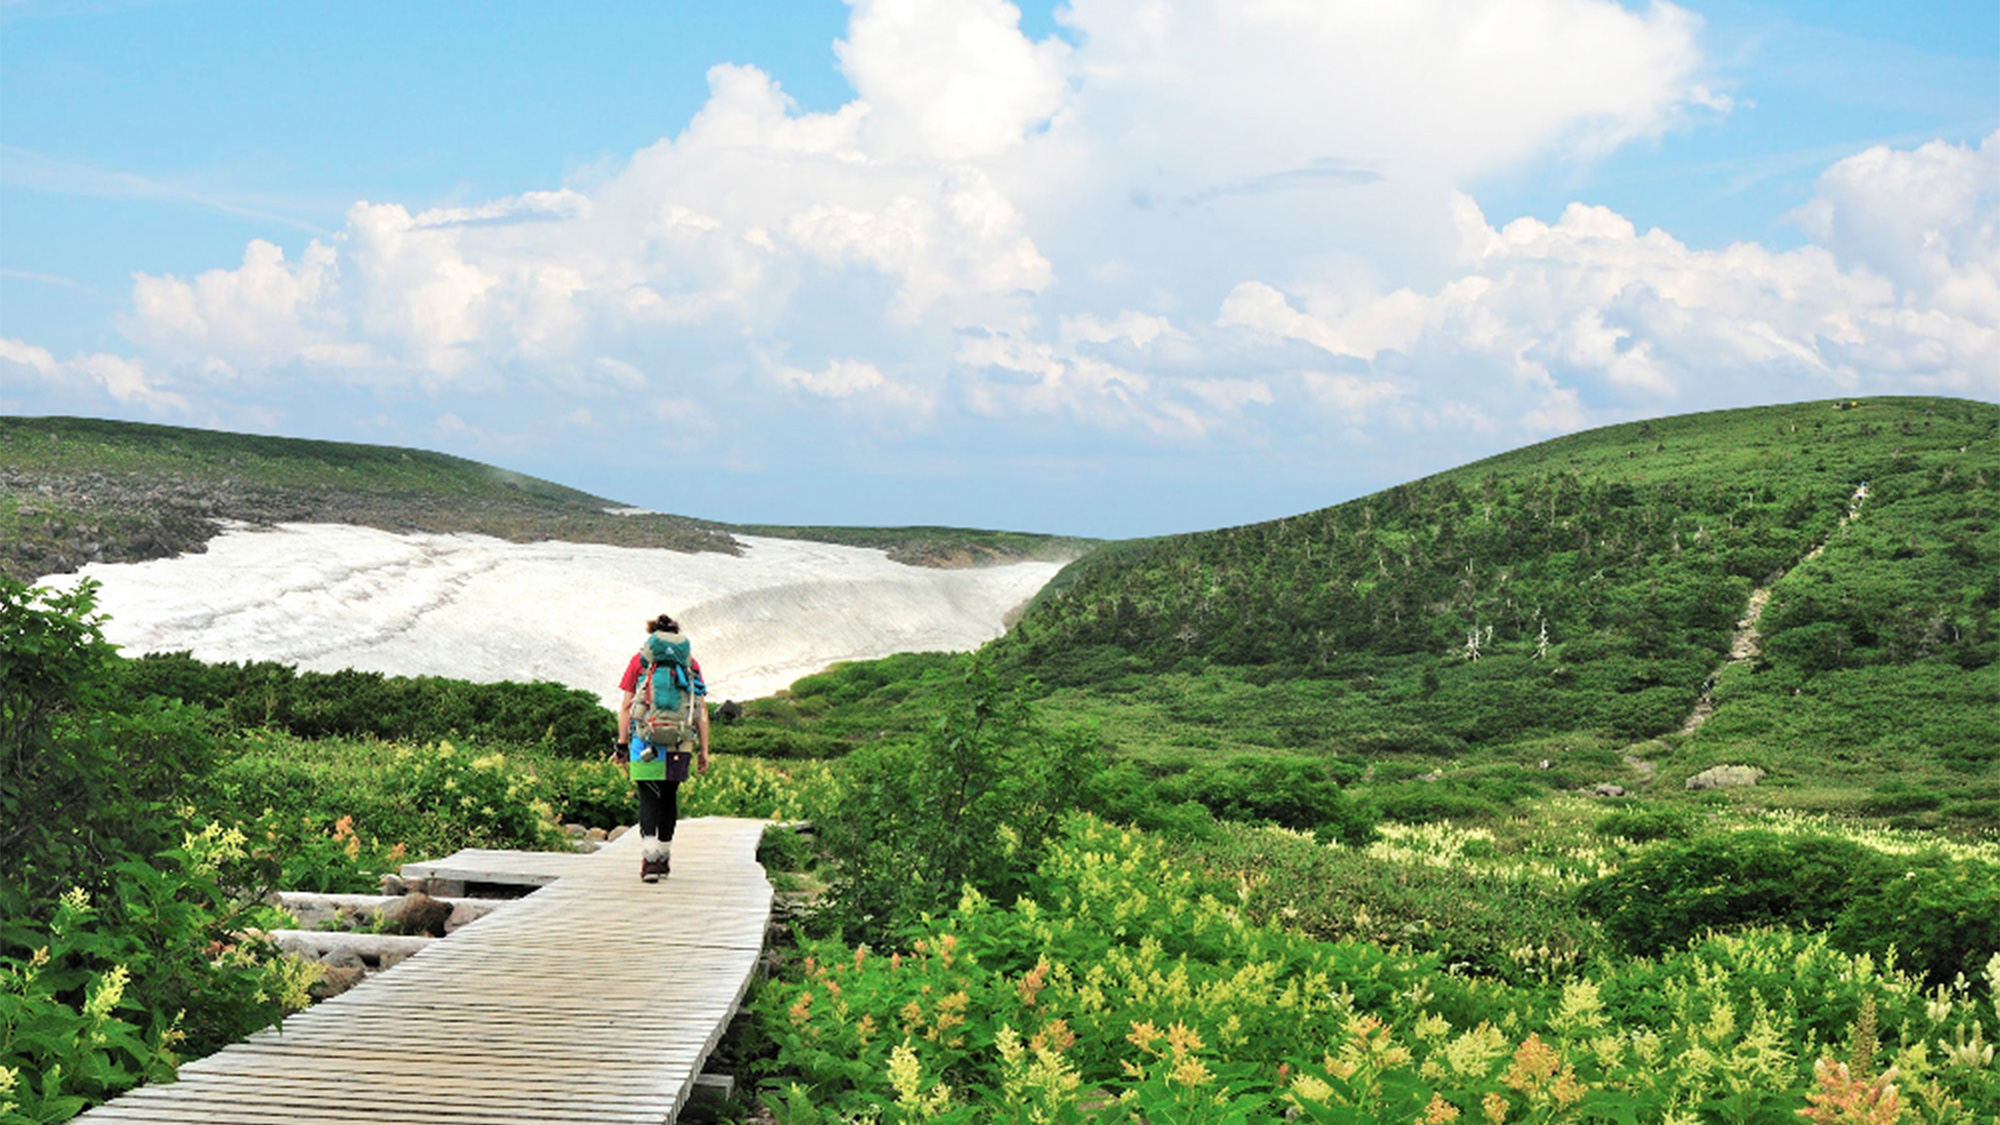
[{"x1": 636, "y1": 648, "x2": 657, "y2": 710}]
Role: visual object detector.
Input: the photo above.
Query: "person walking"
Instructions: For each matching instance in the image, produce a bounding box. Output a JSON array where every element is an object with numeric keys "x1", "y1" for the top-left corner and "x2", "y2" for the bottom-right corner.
[{"x1": 614, "y1": 612, "x2": 711, "y2": 882}]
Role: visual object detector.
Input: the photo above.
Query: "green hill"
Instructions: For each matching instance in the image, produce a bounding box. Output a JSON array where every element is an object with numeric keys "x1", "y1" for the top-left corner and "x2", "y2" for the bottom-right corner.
[
  {"x1": 0, "y1": 416, "x2": 1090, "y2": 580},
  {"x1": 753, "y1": 397, "x2": 2000, "y2": 823}
]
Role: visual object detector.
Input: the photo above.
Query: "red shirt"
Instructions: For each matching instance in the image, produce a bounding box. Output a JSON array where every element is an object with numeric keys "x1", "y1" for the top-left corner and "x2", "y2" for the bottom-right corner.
[{"x1": 620, "y1": 653, "x2": 705, "y2": 695}]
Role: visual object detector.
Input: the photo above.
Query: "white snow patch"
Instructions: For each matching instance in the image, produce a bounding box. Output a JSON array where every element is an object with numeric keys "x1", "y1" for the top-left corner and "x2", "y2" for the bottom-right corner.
[{"x1": 50, "y1": 524, "x2": 1065, "y2": 709}]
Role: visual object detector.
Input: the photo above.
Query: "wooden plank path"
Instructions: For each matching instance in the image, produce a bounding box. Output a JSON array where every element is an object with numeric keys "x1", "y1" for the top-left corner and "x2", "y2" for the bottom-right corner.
[{"x1": 76, "y1": 817, "x2": 775, "y2": 1125}]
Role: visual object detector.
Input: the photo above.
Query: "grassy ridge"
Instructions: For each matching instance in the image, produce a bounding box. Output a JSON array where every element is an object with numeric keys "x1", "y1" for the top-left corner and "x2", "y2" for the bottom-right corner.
[
  {"x1": 738, "y1": 397, "x2": 2000, "y2": 821},
  {"x1": 0, "y1": 415, "x2": 737, "y2": 578},
  {"x1": 0, "y1": 414, "x2": 610, "y2": 501},
  {"x1": 0, "y1": 415, "x2": 1087, "y2": 578},
  {"x1": 734, "y1": 523, "x2": 1098, "y2": 567}
]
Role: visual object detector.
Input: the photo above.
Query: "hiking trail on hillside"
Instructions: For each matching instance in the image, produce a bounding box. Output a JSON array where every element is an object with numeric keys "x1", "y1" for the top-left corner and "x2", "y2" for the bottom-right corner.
[{"x1": 1677, "y1": 482, "x2": 1870, "y2": 737}]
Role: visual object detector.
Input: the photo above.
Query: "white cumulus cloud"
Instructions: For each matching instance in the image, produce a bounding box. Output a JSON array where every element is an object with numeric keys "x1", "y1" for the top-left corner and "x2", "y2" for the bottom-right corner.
[
  {"x1": 0, "y1": 337, "x2": 184, "y2": 409},
  {"x1": 1222, "y1": 130, "x2": 2000, "y2": 436},
  {"x1": 11, "y1": 2, "x2": 1993, "y2": 531}
]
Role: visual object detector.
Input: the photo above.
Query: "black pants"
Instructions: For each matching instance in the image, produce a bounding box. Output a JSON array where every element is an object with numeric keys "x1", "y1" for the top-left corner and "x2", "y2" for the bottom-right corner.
[{"x1": 637, "y1": 779, "x2": 681, "y2": 841}]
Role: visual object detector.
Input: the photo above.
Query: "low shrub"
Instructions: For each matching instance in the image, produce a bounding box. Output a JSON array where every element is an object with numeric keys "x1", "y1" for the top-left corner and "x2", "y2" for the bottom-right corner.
[
  {"x1": 751, "y1": 814, "x2": 2000, "y2": 1121},
  {"x1": 1831, "y1": 854, "x2": 2000, "y2": 986},
  {"x1": 113, "y1": 652, "x2": 615, "y2": 755},
  {"x1": 2, "y1": 580, "x2": 221, "y2": 913},
  {"x1": 1591, "y1": 806, "x2": 1698, "y2": 842},
  {"x1": 239, "y1": 808, "x2": 409, "y2": 895},
  {"x1": 1173, "y1": 820, "x2": 1605, "y2": 981},
  {"x1": 757, "y1": 826, "x2": 813, "y2": 874},
  {"x1": 1577, "y1": 831, "x2": 1895, "y2": 957},
  {"x1": 1343, "y1": 727, "x2": 1468, "y2": 756},
  {"x1": 720, "y1": 725, "x2": 855, "y2": 760},
  {"x1": 1154, "y1": 757, "x2": 1378, "y2": 845},
  {"x1": 197, "y1": 734, "x2": 568, "y2": 864},
  {"x1": 682, "y1": 757, "x2": 838, "y2": 823},
  {"x1": 1860, "y1": 790, "x2": 1946, "y2": 815},
  {"x1": 0, "y1": 827, "x2": 317, "y2": 1119},
  {"x1": 809, "y1": 661, "x2": 1098, "y2": 946},
  {"x1": 1373, "y1": 782, "x2": 1513, "y2": 824},
  {"x1": 537, "y1": 756, "x2": 638, "y2": 828}
]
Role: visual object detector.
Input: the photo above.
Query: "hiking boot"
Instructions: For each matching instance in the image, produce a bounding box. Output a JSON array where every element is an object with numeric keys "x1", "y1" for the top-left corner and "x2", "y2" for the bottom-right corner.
[{"x1": 641, "y1": 856, "x2": 664, "y2": 883}]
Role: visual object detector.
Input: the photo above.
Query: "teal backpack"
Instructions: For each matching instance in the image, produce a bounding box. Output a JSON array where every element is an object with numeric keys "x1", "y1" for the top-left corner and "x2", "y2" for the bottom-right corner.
[{"x1": 633, "y1": 631, "x2": 697, "y2": 745}]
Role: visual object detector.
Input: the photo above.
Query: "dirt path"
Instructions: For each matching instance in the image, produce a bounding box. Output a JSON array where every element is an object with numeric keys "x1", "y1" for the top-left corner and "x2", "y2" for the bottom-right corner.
[{"x1": 1676, "y1": 483, "x2": 1868, "y2": 736}]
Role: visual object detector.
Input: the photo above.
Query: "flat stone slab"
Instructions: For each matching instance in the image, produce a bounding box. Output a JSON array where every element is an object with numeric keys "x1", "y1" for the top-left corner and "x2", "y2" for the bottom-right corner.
[{"x1": 398, "y1": 846, "x2": 611, "y2": 888}]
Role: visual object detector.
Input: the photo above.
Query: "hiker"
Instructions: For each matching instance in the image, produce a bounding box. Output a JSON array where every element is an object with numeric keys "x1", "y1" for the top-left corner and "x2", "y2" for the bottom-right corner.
[{"x1": 614, "y1": 612, "x2": 711, "y2": 882}]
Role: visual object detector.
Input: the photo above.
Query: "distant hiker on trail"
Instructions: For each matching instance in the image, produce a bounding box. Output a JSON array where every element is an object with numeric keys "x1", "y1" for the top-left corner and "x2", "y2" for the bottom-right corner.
[{"x1": 614, "y1": 612, "x2": 711, "y2": 883}]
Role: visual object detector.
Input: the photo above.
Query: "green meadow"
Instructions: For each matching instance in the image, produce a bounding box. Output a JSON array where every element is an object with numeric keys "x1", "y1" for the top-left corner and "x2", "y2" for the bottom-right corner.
[{"x1": 4, "y1": 397, "x2": 1997, "y2": 1121}]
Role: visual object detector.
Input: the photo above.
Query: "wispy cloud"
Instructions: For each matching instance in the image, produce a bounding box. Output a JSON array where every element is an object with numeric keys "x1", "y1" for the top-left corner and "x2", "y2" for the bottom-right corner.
[
  {"x1": 0, "y1": 144, "x2": 330, "y2": 233},
  {"x1": 1171, "y1": 157, "x2": 1385, "y2": 209},
  {"x1": 0, "y1": 267, "x2": 94, "y2": 291},
  {"x1": 1572, "y1": 121, "x2": 2000, "y2": 200}
]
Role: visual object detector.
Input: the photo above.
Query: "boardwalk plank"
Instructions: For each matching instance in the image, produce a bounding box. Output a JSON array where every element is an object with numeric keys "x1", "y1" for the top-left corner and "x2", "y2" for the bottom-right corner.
[{"x1": 76, "y1": 818, "x2": 772, "y2": 1125}]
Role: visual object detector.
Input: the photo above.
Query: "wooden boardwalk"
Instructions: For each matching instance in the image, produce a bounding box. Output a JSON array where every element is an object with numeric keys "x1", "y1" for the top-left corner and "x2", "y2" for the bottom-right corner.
[{"x1": 76, "y1": 817, "x2": 775, "y2": 1125}]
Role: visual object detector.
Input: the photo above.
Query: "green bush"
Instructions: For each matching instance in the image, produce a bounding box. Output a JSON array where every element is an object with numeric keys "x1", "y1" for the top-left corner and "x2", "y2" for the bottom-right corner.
[
  {"x1": 1591, "y1": 806, "x2": 1698, "y2": 842},
  {"x1": 538, "y1": 756, "x2": 637, "y2": 827},
  {"x1": 196, "y1": 734, "x2": 568, "y2": 865},
  {"x1": 1764, "y1": 620, "x2": 1857, "y2": 674},
  {"x1": 1345, "y1": 727, "x2": 1468, "y2": 756},
  {"x1": 1373, "y1": 781, "x2": 1514, "y2": 824},
  {"x1": 0, "y1": 847, "x2": 314, "y2": 1122},
  {"x1": 0, "y1": 586, "x2": 316, "y2": 1125},
  {"x1": 1074, "y1": 761, "x2": 1219, "y2": 838},
  {"x1": 681, "y1": 757, "x2": 837, "y2": 822},
  {"x1": 1831, "y1": 854, "x2": 2000, "y2": 986},
  {"x1": 113, "y1": 652, "x2": 615, "y2": 755},
  {"x1": 719, "y1": 724, "x2": 854, "y2": 760},
  {"x1": 1857, "y1": 785, "x2": 1946, "y2": 815},
  {"x1": 757, "y1": 826, "x2": 812, "y2": 874},
  {"x1": 1174, "y1": 821, "x2": 1605, "y2": 981},
  {"x1": 811, "y1": 661, "x2": 1099, "y2": 946},
  {"x1": 1154, "y1": 757, "x2": 1378, "y2": 845},
  {"x1": 1577, "y1": 831, "x2": 1895, "y2": 957},
  {"x1": 2, "y1": 579, "x2": 220, "y2": 912}
]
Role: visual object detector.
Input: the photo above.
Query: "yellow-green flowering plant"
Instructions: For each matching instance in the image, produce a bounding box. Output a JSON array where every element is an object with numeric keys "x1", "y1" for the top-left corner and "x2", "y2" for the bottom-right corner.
[{"x1": 753, "y1": 814, "x2": 2000, "y2": 1123}]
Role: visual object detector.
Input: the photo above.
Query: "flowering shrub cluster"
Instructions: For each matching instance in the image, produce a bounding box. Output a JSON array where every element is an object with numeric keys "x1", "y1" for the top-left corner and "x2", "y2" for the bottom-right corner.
[
  {"x1": 389, "y1": 741, "x2": 568, "y2": 855},
  {"x1": 0, "y1": 825, "x2": 317, "y2": 1124},
  {"x1": 755, "y1": 816, "x2": 2000, "y2": 1123},
  {"x1": 682, "y1": 757, "x2": 839, "y2": 822},
  {"x1": 236, "y1": 809, "x2": 409, "y2": 895}
]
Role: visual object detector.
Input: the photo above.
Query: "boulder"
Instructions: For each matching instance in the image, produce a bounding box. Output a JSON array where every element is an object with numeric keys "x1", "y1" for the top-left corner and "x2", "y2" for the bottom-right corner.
[
  {"x1": 1684, "y1": 764, "x2": 1766, "y2": 791},
  {"x1": 269, "y1": 930, "x2": 431, "y2": 967},
  {"x1": 276, "y1": 891, "x2": 510, "y2": 934},
  {"x1": 311, "y1": 964, "x2": 366, "y2": 1000},
  {"x1": 320, "y1": 946, "x2": 366, "y2": 971},
  {"x1": 369, "y1": 892, "x2": 454, "y2": 937},
  {"x1": 378, "y1": 944, "x2": 420, "y2": 970},
  {"x1": 717, "y1": 700, "x2": 743, "y2": 723},
  {"x1": 1589, "y1": 783, "x2": 1627, "y2": 798}
]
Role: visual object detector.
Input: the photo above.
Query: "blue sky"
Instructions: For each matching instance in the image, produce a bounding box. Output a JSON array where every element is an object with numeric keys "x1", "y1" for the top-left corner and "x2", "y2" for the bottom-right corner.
[{"x1": 2, "y1": 0, "x2": 1994, "y2": 537}]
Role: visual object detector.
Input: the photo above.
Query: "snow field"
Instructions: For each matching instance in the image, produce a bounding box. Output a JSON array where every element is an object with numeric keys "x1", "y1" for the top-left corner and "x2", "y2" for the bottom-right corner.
[{"x1": 53, "y1": 524, "x2": 1066, "y2": 709}]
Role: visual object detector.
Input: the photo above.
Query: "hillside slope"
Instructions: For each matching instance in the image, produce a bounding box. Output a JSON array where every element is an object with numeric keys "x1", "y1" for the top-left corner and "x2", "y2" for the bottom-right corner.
[
  {"x1": 0, "y1": 416, "x2": 1091, "y2": 579},
  {"x1": 0, "y1": 415, "x2": 731, "y2": 579},
  {"x1": 760, "y1": 398, "x2": 1999, "y2": 820}
]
